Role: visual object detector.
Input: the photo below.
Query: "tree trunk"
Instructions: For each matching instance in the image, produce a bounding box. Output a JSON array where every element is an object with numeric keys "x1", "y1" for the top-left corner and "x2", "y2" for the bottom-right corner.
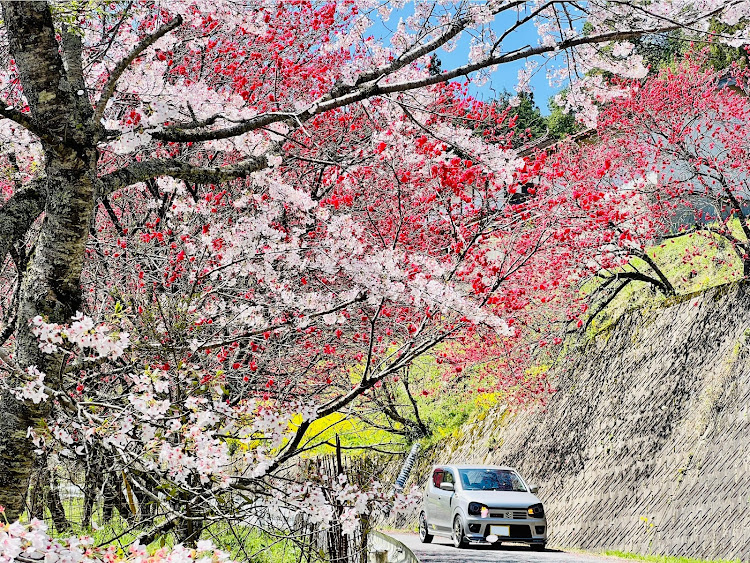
[
  {"x1": 27, "y1": 457, "x2": 46, "y2": 521},
  {"x1": 0, "y1": 0, "x2": 98, "y2": 521},
  {"x1": 0, "y1": 151, "x2": 96, "y2": 520},
  {"x1": 101, "y1": 471, "x2": 134, "y2": 523},
  {"x1": 47, "y1": 459, "x2": 71, "y2": 533},
  {"x1": 82, "y1": 456, "x2": 101, "y2": 529}
]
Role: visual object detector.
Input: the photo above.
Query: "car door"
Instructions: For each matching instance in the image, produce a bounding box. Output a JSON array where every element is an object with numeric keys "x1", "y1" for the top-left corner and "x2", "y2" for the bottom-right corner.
[
  {"x1": 436, "y1": 469, "x2": 457, "y2": 531},
  {"x1": 425, "y1": 469, "x2": 444, "y2": 532}
]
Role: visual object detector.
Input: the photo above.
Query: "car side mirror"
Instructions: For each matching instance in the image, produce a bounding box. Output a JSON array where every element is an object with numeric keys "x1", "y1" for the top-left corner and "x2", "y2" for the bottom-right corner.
[
  {"x1": 529, "y1": 484, "x2": 539, "y2": 494},
  {"x1": 439, "y1": 482, "x2": 455, "y2": 492}
]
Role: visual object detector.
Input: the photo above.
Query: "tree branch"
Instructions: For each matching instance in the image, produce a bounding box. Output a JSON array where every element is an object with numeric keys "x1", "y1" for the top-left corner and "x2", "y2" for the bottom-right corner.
[
  {"x1": 1, "y1": 1, "x2": 77, "y2": 140},
  {"x1": 378, "y1": 25, "x2": 688, "y2": 94},
  {"x1": 151, "y1": 22, "x2": 687, "y2": 144},
  {"x1": 98, "y1": 155, "x2": 269, "y2": 197},
  {"x1": 0, "y1": 105, "x2": 59, "y2": 145},
  {"x1": 94, "y1": 15, "x2": 183, "y2": 123},
  {"x1": 0, "y1": 182, "x2": 45, "y2": 267},
  {"x1": 583, "y1": 279, "x2": 631, "y2": 332},
  {"x1": 596, "y1": 269, "x2": 670, "y2": 294},
  {"x1": 633, "y1": 249, "x2": 676, "y2": 295}
]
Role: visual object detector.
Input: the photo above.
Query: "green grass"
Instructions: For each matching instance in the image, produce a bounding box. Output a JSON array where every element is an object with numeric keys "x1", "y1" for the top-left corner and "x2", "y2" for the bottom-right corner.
[
  {"x1": 285, "y1": 350, "x2": 507, "y2": 455},
  {"x1": 34, "y1": 496, "x2": 300, "y2": 562},
  {"x1": 32, "y1": 496, "x2": 170, "y2": 552},
  {"x1": 205, "y1": 523, "x2": 302, "y2": 563},
  {"x1": 604, "y1": 550, "x2": 741, "y2": 563},
  {"x1": 584, "y1": 227, "x2": 744, "y2": 336}
]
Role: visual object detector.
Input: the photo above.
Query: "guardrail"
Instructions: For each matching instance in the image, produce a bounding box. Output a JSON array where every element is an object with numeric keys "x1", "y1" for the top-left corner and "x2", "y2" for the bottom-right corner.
[{"x1": 368, "y1": 531, "x2": 420, "y2": 563}]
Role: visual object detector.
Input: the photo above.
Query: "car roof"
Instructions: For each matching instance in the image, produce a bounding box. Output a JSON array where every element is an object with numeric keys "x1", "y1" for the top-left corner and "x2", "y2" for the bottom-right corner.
[{"x1": 433, "y1": 464, "x2": 517, "y2": 471}]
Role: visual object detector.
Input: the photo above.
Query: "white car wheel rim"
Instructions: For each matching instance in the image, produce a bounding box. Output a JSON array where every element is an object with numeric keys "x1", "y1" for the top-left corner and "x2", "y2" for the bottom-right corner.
[{"x1": 453, "y1": 518, "x2": 462, "y2": 546}]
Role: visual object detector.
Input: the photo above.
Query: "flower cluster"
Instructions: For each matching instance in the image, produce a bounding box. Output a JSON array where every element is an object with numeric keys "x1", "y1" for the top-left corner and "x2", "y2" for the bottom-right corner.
[
  {"x1": 283, "y1": 475, "x2": 422, "y2": 537},
  {"x1": 11, "y1": 366, "x2": 46, "y2": 405},
  {"x1": 30, "y1": 312, "x2": 130, "y2": 360},
  {"x1": 0, "y1": 518, "x2": 233, "y2": 563}
]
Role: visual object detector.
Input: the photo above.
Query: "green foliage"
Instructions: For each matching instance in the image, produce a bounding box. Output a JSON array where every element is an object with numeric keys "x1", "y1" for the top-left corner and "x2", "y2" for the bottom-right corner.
[
  {"x1": 206, "y1": 523, "x2": 302, "y2": 563},
  {"x1": 633, "y1": 32, "x2": 687, "y2": 71},
  {"x1": 502, "y1": 91, "x2": 548, "y2": 148},
  {"x1": 471, "y1": 89, "x2": 581, "y2": 149},
  {"x1": 472, "y1": 91, "x2": 548, "y2": 149},
  {"x1": 604, "y1": 550, "x2": 740, "y2": 563},
  {"x1": 632, "y1": 21, "x2": 749, "y2": 74},
  {"x1": 546, "y1": 93, "x2": 581, "y2": 140},
  {"x1": 49, "y1": 1, "x2": 111, "y2": 33},
  {"x1": 704, "y1": 20, "x2": 750, "y2": 70}
]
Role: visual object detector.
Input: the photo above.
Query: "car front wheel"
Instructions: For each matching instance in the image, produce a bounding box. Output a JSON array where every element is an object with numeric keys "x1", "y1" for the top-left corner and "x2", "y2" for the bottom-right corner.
[
  {"x1": 451, "y1": 515, "x2": 467, "y2": 549},
  {"x1": 418, "y1": 512, "x2": 433, "y2": 544}
]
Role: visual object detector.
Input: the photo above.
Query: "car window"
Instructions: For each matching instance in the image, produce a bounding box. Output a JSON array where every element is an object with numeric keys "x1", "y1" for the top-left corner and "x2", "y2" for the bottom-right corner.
[
  {"x1": 457, "y1": 469, "x2": 527, "y2": 492},
  {"x1": 443, "y1": 471, "x2": 455, "y2": 485},
  {"x1": 432, "y1": 469, "x2": 444, "y2": 488}
]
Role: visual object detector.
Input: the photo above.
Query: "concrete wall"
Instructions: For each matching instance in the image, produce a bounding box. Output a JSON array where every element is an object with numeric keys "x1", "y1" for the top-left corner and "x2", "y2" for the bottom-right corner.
[{"x1": 396, "y1": 283, "x2": 750, "y2": 560}]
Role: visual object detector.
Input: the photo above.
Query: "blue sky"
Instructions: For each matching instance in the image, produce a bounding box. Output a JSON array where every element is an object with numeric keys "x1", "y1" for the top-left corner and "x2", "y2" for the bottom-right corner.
[{"x1": 436, "y1": 27, "x2": 562, "y2": 114}]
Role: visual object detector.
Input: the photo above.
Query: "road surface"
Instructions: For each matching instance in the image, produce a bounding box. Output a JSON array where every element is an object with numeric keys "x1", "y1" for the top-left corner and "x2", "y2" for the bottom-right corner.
[{"x1": 391, "y1": 533, "x2": 622, "y2": 563}]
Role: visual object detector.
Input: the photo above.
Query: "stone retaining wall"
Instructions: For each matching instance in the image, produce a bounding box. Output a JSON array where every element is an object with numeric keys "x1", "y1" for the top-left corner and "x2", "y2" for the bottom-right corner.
[{"x1": 394, "y1": 283, "x2": 750, "y2": 560}]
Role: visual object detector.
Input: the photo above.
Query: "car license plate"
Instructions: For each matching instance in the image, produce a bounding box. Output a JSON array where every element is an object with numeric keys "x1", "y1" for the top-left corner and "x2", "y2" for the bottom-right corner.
[{"x1": 490, "y1": 525, "x2": 510, "y2": 537}]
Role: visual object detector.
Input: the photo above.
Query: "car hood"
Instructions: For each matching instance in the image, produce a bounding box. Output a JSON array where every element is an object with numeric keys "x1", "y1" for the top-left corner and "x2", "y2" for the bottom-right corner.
[{"x1": 459, "y1": 490, "x2": 541, "y2": 508}]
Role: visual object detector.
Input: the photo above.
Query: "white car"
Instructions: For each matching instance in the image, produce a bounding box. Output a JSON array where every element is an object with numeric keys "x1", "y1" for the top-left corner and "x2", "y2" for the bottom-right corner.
[{"x1": 418, "y1": 464, "x2": 547, "y2": 550}]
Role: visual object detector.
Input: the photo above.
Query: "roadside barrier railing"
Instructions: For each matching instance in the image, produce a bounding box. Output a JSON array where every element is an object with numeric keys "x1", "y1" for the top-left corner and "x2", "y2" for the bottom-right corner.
[{"x1": 368, "y1": 531, "x2": 420, "y2": 563}]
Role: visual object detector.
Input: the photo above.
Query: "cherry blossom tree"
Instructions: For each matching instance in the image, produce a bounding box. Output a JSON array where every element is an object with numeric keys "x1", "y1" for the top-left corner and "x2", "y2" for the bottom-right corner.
[
  {"x1": 595, "y1": 58, "x2": 750, "y2": 277},
  {"x1": 539, "y1": 57, "x2": 750, "y2": 330},
  {"x1": 538, "y1": 135, "x2": 678, "y2": 314},
  {"x1": 0, "y1": 0, "x2": 748, "y2": 554}
]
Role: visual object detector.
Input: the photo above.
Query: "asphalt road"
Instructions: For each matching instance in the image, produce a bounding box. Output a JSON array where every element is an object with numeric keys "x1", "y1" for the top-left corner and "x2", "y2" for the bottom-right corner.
[{"x1": 391, "y1": 533, "x2": 621, "y2": 563}]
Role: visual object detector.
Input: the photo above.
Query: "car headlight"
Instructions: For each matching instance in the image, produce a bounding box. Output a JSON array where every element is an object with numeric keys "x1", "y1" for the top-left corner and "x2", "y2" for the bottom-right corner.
[
  {"x1": 468, "y1": 502, "x2": 489, "y2": 517},
  {"x1": 527, "y1": 503, "x2": 544, "y2": 518}
]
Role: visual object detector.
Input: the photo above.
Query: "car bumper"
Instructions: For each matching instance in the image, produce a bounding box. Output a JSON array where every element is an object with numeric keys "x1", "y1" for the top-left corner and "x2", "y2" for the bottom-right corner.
[{"x1": 463, "y1": 516, "x2": 547, "y2": 544}]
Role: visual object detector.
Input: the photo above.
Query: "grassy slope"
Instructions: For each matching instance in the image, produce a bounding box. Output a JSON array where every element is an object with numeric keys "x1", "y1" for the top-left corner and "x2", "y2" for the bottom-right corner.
[
  {"x1": 291, "y1": 353, "x2": 502, "y2": 456},
  {"x1": 585, "y1": 229, "x2": 743, "y2": 335}
]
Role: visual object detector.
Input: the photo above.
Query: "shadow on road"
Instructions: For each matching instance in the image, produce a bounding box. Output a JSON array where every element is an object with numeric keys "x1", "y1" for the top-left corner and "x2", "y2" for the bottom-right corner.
[{"x1": 393, "y1": 533, "x2": 616, "y2": 562}]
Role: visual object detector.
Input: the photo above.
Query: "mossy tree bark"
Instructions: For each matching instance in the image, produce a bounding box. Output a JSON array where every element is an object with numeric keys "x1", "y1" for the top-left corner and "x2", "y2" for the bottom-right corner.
[
  {"x1": 0, "y1": 0, "x2": 246, "y2": 525},
  {"x1": 0, "y1": 1, "x2": 97, "y2": 521}
]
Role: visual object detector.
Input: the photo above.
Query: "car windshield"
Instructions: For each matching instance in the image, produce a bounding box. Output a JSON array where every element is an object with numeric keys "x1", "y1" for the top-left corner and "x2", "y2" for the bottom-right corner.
[{"x1": 458, "y1": 469, "x2": 527, "y2": 492}]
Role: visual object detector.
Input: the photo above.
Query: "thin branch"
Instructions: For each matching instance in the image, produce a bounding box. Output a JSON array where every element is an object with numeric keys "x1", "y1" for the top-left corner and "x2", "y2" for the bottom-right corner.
[
  {"x1": 101, "y1": 197, "x2": 125, "y2": 237},
  {"x1": 94, "y1": 15, "x2": 183, "y2": 123},
  {"x1": 583, "y1": 279, "x2": 631, "y2": 332}
]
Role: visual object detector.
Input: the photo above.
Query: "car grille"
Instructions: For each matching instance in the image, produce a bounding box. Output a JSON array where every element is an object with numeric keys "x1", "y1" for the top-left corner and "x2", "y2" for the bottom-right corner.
[{"x1": 489, "y1": 510, "x2": 527, "y2": 519}]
